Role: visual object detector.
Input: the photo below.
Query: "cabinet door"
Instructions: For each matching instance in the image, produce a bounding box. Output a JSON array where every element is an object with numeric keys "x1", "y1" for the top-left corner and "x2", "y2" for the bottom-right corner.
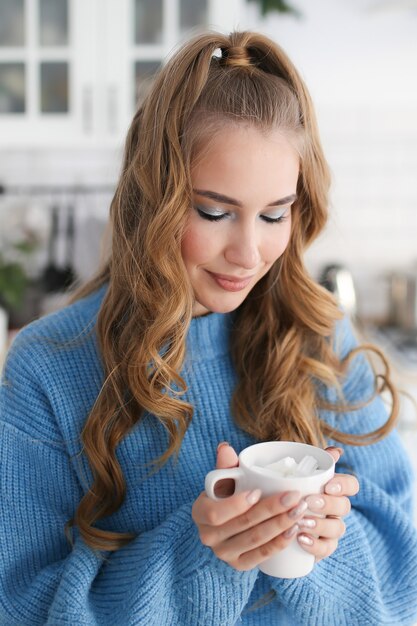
[
  {"x1": 110, "y1": 0, "x2": 218, "y2": 138},
  {"x1": 117, "y1": 0, "x2": 246, "y2": 136},
  {"x1": 0, "y1": 0, "x2": 90, "y2": 146},
  {"x1": 0, "y1": 0, "x2": 27, "y2": 116}
]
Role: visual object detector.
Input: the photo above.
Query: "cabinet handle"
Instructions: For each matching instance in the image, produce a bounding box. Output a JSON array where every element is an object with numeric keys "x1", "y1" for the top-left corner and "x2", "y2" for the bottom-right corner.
[
  {"x1": 107, "y1": 85, "x2": 118, "y2": 134},
  {"x1": 82, "y1": 85, "x2": 93, "y2": 134}
]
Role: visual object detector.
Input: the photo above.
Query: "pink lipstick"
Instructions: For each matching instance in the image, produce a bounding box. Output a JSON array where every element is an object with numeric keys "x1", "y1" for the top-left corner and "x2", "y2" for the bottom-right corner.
[{"x1": 207, "y1": 271, "x2": 254, "y2": 292}]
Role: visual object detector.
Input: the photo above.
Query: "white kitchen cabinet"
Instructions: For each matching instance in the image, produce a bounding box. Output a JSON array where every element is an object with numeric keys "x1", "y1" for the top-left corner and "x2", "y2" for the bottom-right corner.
[
  {"x1": 0, "y1": 0, "x2": 82, "y2": 146},
  {"x1": 0, "y1": 0, "x2": 245, "y2": 148}
]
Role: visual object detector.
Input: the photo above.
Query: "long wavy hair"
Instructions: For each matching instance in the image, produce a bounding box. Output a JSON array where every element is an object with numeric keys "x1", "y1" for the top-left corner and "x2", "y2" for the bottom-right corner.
[{"x1": 67, "y1": 30, "x2": 399, "y2": 551}]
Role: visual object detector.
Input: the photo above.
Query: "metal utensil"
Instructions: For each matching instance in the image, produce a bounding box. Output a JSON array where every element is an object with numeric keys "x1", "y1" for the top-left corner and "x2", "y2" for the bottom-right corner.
[
  {"x1": 388, "y1": 271, "x2": 417, "y2": 330},
  {"x1": 60, "y1": 204, "x2": 76, "y2": 288},
  {"x1": 42, "y1": 205, "x2": 76, "y2": 293},
  {"x1": 319, "y1": 263, "x2": 357, "y2": 318}
]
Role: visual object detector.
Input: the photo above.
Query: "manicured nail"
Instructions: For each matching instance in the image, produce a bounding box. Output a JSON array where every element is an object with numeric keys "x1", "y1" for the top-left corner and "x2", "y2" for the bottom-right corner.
[
  {"x1": 283, "y1": 524, "x2": 299, "y2": 539},
  {"x1": 306, "y1": 495, "x2": 325, "y2": 510},
  {"x1": 246, "y1": 488, "x2": 262, "y2": 505},
  {"x1": 328, "y1": 446, "x2": 344, "y2": 456},
  {"x1": 298, "y1": 517, "x2": 317, "y2": 529},
  {"x1": 325, "y1": 482, "x2": 342, "y2": 495},
  {"x1": 281, "y1": 491, "x2": 301, "y2": 507},
  {"x1": 298, "y1": 534, "x2": 314, "y2": 546},
  {"x1": 288, "y1": 500, "x2": 308, "y2": 519}
]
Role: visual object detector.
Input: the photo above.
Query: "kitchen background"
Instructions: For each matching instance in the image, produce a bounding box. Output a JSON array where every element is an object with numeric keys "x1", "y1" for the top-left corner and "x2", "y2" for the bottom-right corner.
[{"x1": 0, "y1": 0, "x2": 417, "y2": 518}]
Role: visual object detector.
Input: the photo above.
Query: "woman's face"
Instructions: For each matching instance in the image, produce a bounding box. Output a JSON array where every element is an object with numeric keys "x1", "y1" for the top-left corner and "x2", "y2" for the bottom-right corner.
[{"x1": 182, "y1": 125, "x2": 300, "y2": 317}]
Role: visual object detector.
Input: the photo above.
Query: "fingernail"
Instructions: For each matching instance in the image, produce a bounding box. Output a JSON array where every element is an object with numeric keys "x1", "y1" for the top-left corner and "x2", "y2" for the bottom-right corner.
[
  {"x1": 306, "y1": 495, "x2": 325, "y2": 510},
  {"x1": 298, "y1": 534, "x2": 314, "y2": 546},
  {"x1": 288, "y1": 500, "x2": 308, "y2": 519},
  {"x1": 217, "y1": 441, "x2": 230, "y2": 452},
  {"x1": 281, "y1": 491, "x2": 301, "y2": 507},
  {"x1": 246, "y1": 488, "x2": 262, "y2": 505},
  {"x1": 325, "y1": 482, "x2": 342, "y2": 495},
  {"x1": 283, "y1": 524, "x2": 299, "y2": 538},
  {"x1": 298, "y1": 517, "x2": 316, "y2": 529}
]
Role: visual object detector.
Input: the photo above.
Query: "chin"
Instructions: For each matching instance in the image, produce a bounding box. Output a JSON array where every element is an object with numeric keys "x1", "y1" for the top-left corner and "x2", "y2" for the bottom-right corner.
[{"x1": 195, "y1": 294, "x2": 247, "y2": 316}]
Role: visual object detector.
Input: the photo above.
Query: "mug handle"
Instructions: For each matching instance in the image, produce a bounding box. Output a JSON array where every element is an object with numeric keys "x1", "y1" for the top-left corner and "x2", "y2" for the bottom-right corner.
[{"x1": 205, "y1": 467, "x2": 244, "y2": 501}]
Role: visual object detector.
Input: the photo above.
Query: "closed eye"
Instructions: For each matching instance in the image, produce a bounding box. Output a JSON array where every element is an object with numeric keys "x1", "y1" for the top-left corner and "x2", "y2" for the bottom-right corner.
[
  {"x1": 261, "y1": 213, "x2": 289, "y2": 224},
  {"x1": 194, "y1": 206, "x2": 290, "y2": 224},
  {"x1": 195, "y1": 206, "x2": 226, "y2": 221}
]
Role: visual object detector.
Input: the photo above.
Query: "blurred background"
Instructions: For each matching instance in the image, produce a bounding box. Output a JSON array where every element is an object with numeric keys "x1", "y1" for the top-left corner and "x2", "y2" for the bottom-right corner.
[{"x1": 0, "y1": 0, "x2": 416, "y2": 495}]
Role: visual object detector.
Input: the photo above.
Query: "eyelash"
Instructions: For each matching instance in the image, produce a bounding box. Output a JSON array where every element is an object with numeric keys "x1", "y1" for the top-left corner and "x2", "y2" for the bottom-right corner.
[{"x1": 195, "y1": 207, "x2": 289, "y2": 224}]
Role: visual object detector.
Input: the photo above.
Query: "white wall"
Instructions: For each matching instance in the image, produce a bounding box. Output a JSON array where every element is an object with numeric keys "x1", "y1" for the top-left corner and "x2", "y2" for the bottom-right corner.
[
  {"x1": 239, "y1": 0, "x2": 417, "y2": 107},
  {"x1": 237, "y1": 0, "x2": 417, "y2": 318}
]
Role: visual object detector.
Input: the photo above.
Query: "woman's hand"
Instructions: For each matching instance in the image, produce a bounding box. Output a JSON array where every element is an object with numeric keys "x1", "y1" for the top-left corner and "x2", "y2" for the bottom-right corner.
[
  {"x1": 192, "y1": 442, "x2": 309, "y2": 572},
  {"x1": 296, "y1": 446, "x2": 360, "y2": 562},
  {"x1": 192, "y1": 443, "x2": 360, "y2": 571}
]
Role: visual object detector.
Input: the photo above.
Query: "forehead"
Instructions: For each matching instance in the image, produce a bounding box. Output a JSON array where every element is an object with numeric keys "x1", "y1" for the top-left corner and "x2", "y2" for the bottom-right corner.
[
  {"x1": 190, "y1": 117, "x2": 302, "y2": 158},
  {"x1": 190, "y1": 125, "x2": 300, "y2": 200}
]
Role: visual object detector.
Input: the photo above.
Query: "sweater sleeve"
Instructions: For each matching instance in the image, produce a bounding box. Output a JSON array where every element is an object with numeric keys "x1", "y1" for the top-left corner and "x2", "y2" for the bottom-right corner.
[
  {"x1": 0, "y1": 341, "x2": 258, "y2": 626},
  {"x1": 268, "y1": 316, "x2": 417, "y2": 626}
]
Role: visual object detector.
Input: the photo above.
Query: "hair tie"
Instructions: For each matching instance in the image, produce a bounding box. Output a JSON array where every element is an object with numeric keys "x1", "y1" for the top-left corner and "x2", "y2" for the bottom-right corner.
[{"x1": 220, "y1": 46, "x2": 252, "y2": 68}]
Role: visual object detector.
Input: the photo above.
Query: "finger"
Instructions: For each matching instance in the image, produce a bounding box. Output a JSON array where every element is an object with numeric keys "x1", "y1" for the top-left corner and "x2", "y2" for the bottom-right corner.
[
  {"x1": 216, "y1": 442, "x2": 239, "y2": 469},
  {"x1": 298, "y1": 515, "x2": 346, "y2": 540},
  {"x1": 229, "y1": 522, "x2": 302, "y2": 571},
  {"x1": 325, "y1": 446, "x2": 343, "y2": 463},
  {"x1": 199, "y1": 490, "x2": 304, "y2": 546},
  {"x1": 305, "y1": 493, "x2": 351, "y2": 517},
  {"x1": 297, "y1": 534, "x2": 338, "y2": 561},
  {"x1": 324, "y1": 473, "x2": 360, "y2": 497},
  {"x1": 192, "y1": 489, "x2": 262, "y2": 527},
  {"x1": 215, "y1": 499, "x2": 309, "y2": 561},
  {"x1": 214, "y1": 443, "x2": 240, "y2": 496}
]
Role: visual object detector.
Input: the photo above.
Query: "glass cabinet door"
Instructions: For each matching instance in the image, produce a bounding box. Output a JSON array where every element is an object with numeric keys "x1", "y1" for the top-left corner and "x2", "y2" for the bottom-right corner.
[
  {"x1": 179, "y1": 0, "x2": 208, "y2": 36},
  {"x1": 0, "y1": 62, "x2": 25, "y2": 113},
  {"x1": 40, "y1": 61, "x2": 69, "y2": 113},
  {"x1": 134, "y1": 0, "x2": 163, "y2": 44},
  {"x1": 0, "y1": 0, "x2": 26, "y2": 113},
  {"x1": 0, "y1": 0, "x2": 25, "y2": 47},
  {"x1": 130, "y1": 0, "x2": 208, "y2": 110},
  {"x1": 0, "y1": 0, "x2": 25, "y2": 46},
  {"x1": 39, "y1": 0, "x2": 69, "y2": 46},
  {"x1": 38, "y1": 0, "x2": 70, "y2": 115},
  {"x1": 0, "y1": 0, "x2": 77, "y2": 144},
  {"x1": 134, "y1": 60, "x2": 161, "y2": 107}
]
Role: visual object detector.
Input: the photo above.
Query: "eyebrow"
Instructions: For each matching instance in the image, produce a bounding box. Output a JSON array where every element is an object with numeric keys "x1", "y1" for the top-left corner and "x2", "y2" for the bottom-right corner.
[{"x1": 193, "y1": 189, "x2": 297, "y2": 208}]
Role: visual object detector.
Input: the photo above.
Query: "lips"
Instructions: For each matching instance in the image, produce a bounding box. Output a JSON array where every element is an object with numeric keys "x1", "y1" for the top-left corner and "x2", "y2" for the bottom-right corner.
[{"x1": 207, "y1": 271, "x2": 254, "y2": 292}]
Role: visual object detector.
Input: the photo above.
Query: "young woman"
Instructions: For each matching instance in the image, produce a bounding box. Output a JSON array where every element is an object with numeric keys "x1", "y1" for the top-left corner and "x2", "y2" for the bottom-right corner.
[{"x1": 1, "y1": 30, "x2": 417, "y2": 626}]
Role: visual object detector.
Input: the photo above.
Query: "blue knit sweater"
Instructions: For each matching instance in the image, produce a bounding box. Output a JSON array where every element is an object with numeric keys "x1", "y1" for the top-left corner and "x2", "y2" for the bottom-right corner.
[{"x1": 1, "y1": 285, "x2": 417, "y2": 626}]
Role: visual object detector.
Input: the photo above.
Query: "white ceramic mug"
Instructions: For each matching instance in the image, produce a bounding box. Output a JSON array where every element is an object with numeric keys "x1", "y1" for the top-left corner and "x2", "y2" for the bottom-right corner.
[{"x1": 205, "y1": 441, "x2": 335, "y2": 578}]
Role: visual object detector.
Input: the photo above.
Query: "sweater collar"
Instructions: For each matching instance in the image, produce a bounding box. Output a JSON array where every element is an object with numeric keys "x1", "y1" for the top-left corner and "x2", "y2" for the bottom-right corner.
[
  {"x1": 186, "y1": 312, "x2": 233, "y2": 362},
  {"x1": 94, "y1": 285, "x2": 233, "y2": 362}
]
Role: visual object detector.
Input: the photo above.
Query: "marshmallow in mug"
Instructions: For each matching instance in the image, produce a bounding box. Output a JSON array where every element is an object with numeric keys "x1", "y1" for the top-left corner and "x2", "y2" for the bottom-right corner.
[{"x1": 259, "y1": 454, "x2": 323, "y2": 477}]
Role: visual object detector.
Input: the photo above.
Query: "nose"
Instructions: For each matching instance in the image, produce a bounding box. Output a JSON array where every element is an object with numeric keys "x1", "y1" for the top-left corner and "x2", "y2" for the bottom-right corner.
[{"x1": 224, "y1": 222, "x2": 261, "y2": 270}]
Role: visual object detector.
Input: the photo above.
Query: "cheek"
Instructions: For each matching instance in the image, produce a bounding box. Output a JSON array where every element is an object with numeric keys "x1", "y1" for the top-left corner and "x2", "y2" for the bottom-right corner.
[
  {"x1": 181, "y1": 222, "x2": 217, "y2": 267},
  {"x1": 263, "y1": 223, "x2": 292, "y2": 264}
]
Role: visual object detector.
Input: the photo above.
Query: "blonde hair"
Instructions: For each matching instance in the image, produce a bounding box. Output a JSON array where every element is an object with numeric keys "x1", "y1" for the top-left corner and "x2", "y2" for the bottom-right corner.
[{"x1": 67, "y1": 31, "x2": 399, "y2": 551}]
